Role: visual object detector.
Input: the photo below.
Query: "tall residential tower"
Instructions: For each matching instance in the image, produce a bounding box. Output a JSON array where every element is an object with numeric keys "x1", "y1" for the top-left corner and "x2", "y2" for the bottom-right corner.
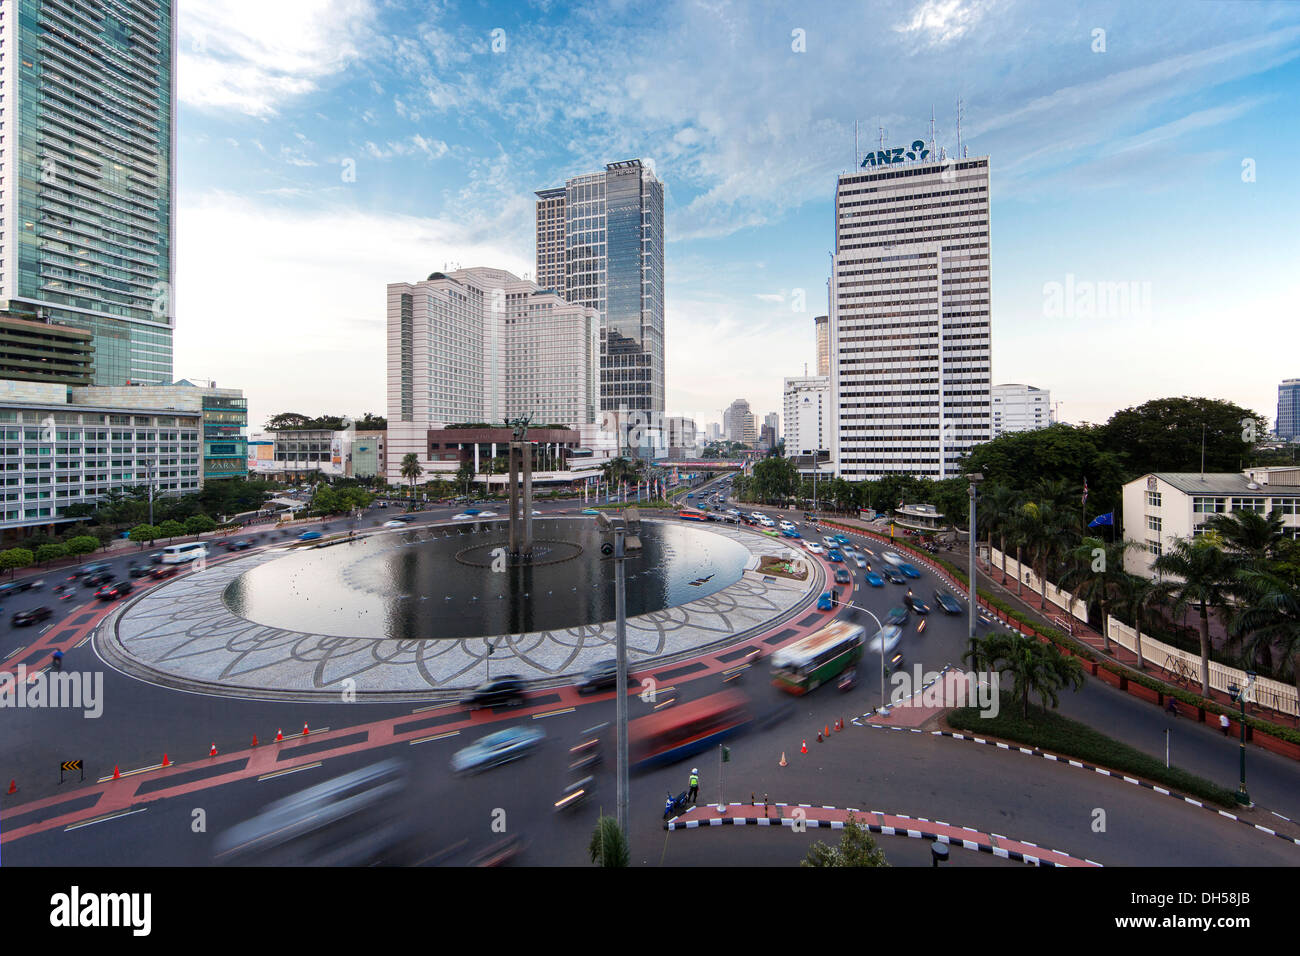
[
  {"x1": 535, "y1": 160, "x2": 665, "y2": 419},
  {"x1": 829, "y1": 146, "x2": 992, "y2": 479},
  {"x1": 0, "y1": 0, "x2": 176, "y2": 385}
]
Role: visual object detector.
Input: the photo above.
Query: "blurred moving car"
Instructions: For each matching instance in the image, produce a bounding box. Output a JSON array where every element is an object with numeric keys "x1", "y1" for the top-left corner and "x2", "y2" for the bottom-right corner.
[
  {"x1": 450, "y1": 726, "x2": 545, "y2": 774},
  {"x1": 11, "y1": 606, "x2": 52, "y2": 627},
  {"x1": 95, "y1": 580, "x2": 134, "y2": 601},
  {"x1": 904, "y1": 593, "x2": 931, "y2": 615},
  {"x1": 864, "y1": 571, "x2": 884, "y2": 587},
  {"x1": 866, "y1": 625, "x2": 903, "y2": 655},
  {"x1": 898, "y1": 563, "x2": 922, "y2": 579},
  {"x1": 577, "y1": 659, "x2": 636, "y2": 694},
  {"x1": 149, "y1": 565, "x2": 179, "y2": 580},
  {"x1": 461, "y1": 675, "x2": 528, "y2": 710},
  {"x1": 827, "y1": 550, "x2": 843, "y2": 563},
  {"x1": 833, "y1": 568, "x2": 852, "y2": 585},
  {"x1": 817, "y1": 591, "x2": 835, "y2": 610},
  {"x1": 229, "y1": 539, "x2": 253, "y2": 550},
  {"x1": 128, "y1": 564, "x2": 154, "y2": 578},
  {"x1": 213, "y1": 759, "x2": 411, "y2": 866},
  {"x1": 298, "y1": 531, "x2": 322, "y2": 541},
  {"x1": 383, "y1": 520, "x2": 408, "y2": 528},
  {"x1": 934, "y1": 590, "x2": 963, "y2": 614},
  {"x1": 83, "y1": 570, "x2": 115, "y2": 588},
  {"x1": 883, "y1": 568, "x2": 906, "y2": 585}
]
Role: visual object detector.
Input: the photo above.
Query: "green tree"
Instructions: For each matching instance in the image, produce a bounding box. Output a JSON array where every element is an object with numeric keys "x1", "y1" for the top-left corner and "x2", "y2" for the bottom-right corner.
[
  {"x1": 129, "y1": 524, "x2": 161, "y2": 546},
  {"x1": 1153, "y1": 537, "x2": 1238, "y2": 695},
  {"x1": 1058, "y1": 538, "x2": 1131, "y2": 652},
  {"x1": 92, "y1": 526, "x2": 117, "y2": 550},
  {"x1": 400, "y1": 454, "x2": 424, "y2": 502},
  {"x1": 963, "y1": 630, "x2": 1085, "y2": 719},
  {"x1": 185, "y1": 514, "x2": 217, "y2": 536},
  {"x1": 1116, "y1": 572, "x2": 1164, "y2": 672},
  {"x1": 587, "y1": 816, "x2": 629, "y2": 867},
  {"x1": 1203, "y1": 509, "x2": 1287, "y2": 567},
  {"x1": 35, "y1": 542, "x2": 68, "y2": 566},
  {"x1": 454, "y1": 460, "x2": 474, "y2": 496},
  {"x1": 158, "y1": 519, "x2": 186, "y2": 540},
  {"x1": 1231, "y1": 567, "x2": 1300, "y2": 702},
  {"x1": 800, "y1": 813, "x2": 889, "y2": 867},
  {"x1": 65, "y1": 535, "x2": 99, "y2": 558},
  {"x1": 1020, "y1": 500, "x2": 1072, "y2": 611},
  {"x1": 0, "y1": 548, "x2": 35, "y2": 578},
  {"x1": 1099, "y1": 396, "x2": 1267, "y2": 477}
]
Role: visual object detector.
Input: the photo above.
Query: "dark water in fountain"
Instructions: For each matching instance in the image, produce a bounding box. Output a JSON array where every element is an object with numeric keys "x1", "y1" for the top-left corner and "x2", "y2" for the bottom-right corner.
[{"x1": 222, "y1": 517, "x2": 751, "y2": 640}]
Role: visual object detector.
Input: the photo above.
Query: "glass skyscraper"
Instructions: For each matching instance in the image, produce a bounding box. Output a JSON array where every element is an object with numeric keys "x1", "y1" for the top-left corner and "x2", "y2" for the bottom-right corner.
[
  {"x1": 0, "y1": 0, "x2": 176, "y2": 385},
  {"x1": 535, "y1": 159, "x2": 664, "y2": 417},
  {"x1": 1279, "y1": 379, "x2": 1300, "y2": 441}
]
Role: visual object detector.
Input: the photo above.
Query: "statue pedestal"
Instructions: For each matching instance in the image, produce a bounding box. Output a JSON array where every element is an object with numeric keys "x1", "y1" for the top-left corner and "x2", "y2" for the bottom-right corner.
[{"x1": 507, "y1": 441, "x2": 533, "y2": 558}]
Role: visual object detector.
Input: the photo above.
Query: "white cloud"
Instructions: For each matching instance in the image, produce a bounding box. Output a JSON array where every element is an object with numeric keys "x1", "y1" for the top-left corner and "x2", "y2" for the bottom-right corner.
[
  {"x1": 174, "y1": 192, "x2": 532, "y2": 430},
  {"x1": 895, "y1": 0, "x2": 991, "y2": 46},
  {"x1": 179, "y1": 0, "x2": 378, "y2": 117}
]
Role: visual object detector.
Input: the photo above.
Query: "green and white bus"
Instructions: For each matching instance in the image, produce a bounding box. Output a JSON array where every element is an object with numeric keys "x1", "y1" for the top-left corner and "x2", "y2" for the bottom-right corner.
[{"x1": 770, "y1": 621, "x2": 865, "y2": 695}]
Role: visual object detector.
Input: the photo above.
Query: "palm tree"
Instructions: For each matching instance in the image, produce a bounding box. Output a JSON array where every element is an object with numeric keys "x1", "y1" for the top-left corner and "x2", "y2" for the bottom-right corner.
[
  {"x1": 1116, "y1": 571, "x2": 1164, "y2": 671},
  {"x1": 1021, "y1": 500, "x2": 1071, "y2": 611},
  {"x1": 399, "y1": 453, "x2": 423, "y2": 504},
  {"x1": 1204, "y1": 509, "x2": 1287, "y2": 566},
  {"x1": 1153, "y1": 536, "x2": 1238, "y2": 695},
  {"x1": 963, "y1": 630, "x2": 1085, "y2": 719},
  {"x1": 588, "y1": 816, "x2": 629, "y2": 867},
  {"x1": 1231, "y1": 567, "x2": 1300, "y2": 701},
  {"x1": 982, "y1": 483, "x2": 1021, "y2": 579},
  {"x1": 1058, "y1": 537, "x2": 1131, "y2": 652}
]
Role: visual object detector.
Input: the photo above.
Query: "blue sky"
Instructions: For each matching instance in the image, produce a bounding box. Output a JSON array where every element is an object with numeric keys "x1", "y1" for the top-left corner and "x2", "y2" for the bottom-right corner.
[{"x1": 172, "y1": 0, "x2": 1300, "y2": 436}]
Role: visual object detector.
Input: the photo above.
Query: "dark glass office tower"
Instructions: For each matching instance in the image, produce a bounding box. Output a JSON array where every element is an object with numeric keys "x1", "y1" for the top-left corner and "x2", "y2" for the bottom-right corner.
[
  {"x1": 535, "y1": 159, "x2": 664, "y2": 417},
  {"x1": 0, "y1": 0, "x2": 176, "y2": 385}
]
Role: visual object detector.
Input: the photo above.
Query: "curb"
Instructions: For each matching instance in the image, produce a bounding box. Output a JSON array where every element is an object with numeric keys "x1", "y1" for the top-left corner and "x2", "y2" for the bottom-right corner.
[{"x1": 663, "y1": 802, "x2": 1095, "y2": 867}]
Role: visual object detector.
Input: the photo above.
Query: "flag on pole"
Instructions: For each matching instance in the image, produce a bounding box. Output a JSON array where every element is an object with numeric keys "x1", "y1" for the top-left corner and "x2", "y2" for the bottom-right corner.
[
  {"x1": 1082, "y1": 478, "x2": 1089, "y2": 506},
  {"x1": 1088, "y1": 512, "x2": 1113, "y2": 528}
]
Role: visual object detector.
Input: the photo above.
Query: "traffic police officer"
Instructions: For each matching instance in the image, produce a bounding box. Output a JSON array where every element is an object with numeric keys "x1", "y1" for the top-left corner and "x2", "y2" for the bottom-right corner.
[{"x1": 688, "y1": 768, "x2": 700, "y2": 804}]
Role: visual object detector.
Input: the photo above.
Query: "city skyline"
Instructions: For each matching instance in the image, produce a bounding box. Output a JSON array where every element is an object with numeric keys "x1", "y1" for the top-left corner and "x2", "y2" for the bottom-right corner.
[{"x1": 167, "y1": 1, "x2": 1300, "y2": 434}]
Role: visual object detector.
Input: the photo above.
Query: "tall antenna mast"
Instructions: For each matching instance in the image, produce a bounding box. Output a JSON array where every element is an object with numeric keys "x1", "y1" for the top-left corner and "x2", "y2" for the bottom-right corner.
[
  {"x1": 878, "y1": 124, "x2": 886, "y2": 150},
  {"x1": 956, "y1": 97, "x2": 963, "y2": 158},
  {"x1": 929, "y1": 105, "x2": 937, "y2": 158},
  {"x1": 854, "y1": 120, "x2": 858, "y2": 168}
]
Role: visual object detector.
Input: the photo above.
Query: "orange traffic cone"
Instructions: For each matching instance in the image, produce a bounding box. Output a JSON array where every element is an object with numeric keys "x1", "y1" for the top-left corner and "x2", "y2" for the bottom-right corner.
[
  {"x1": 161, "y1": 753, "x2": 170, "y2": 768},
  {"x1": 779, "y1": 752, "x2": 787, "y2": 767},
  {"x1": 800, "y1": 739, "x2": 808, "y2": 754},
  {"x1": 209, "y1": 743, "x2": 217, "y2": 758},
  {"x1": 302, "y1": 722, "x2": 310, "y2": 737},
  {"x1": 824, "y1": 724, "x2": 830, "y2": 738},
  {"x1": 6, "y1": 779, "x2": 15, "y2": 794},
  {"x1": 275, "y1": 728, "x2": 283, "y2": 742},
  {"x1": 251, "y1": 734, "x2": 258, "y2": 748},
  {"x1": 112, "y1": 765, "x2": 120, "y2": 780}
]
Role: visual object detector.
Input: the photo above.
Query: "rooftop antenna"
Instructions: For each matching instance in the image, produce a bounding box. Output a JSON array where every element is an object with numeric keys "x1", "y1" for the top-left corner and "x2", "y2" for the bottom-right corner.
[
  {"x1": 878, "y1": 124, "x2": 886, "y2": 150},
  {"x1": 854, "y1": 120, "x2": 858, "y2": 168},
  {"x1": 929, "y1": 106, "x2": 937, "y2": 158},
  {"x1": 956, "y1": 97, "x2": 964, "y2": 159}
]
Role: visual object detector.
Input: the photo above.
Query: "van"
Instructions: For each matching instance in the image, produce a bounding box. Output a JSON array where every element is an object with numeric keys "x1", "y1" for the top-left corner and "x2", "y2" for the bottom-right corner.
[{"x1": 160, "y1": 542, "x2": 208, "y2": 564}]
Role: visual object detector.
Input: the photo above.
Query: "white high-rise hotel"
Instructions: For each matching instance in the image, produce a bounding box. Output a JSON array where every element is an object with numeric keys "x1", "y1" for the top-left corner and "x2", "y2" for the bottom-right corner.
[{"x1": 829, "y1": 149, "x2": 993, "y2": 479}]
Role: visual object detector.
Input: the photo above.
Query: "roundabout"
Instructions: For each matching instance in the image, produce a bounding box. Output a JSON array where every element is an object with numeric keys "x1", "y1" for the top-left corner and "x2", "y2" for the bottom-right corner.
[{"x1": 97, "y1": 517, "x2": 823, "y2": 701}]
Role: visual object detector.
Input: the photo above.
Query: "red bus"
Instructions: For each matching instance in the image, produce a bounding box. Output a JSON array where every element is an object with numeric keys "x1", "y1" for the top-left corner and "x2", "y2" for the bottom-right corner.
[
  {"x1": 628, "y1": 690, "x2": 751, "y2": 771},
  {"x1": 677, "y1": 507, "x2": 708, "y2": 521}
]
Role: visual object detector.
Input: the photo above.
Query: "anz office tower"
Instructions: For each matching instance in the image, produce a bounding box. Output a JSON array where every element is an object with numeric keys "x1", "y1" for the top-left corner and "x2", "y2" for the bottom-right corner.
[{"x1": 535, "y1": 160, "x2": 665, "y2": 421}]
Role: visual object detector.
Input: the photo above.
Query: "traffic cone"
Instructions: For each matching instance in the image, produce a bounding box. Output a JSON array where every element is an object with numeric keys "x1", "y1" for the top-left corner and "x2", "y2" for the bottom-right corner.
[
  {"x1": 779, "y1": 752, "x2": 788, "y2": 767},
  {"x1": 302, "y1": 722, "x2": 309, "y2": 737},
  {"x1": 800, "y1": 739, "x2": 808, "y2": 754},
  {"x1": 824, "y1": 724, "x2": 830, "y2": 738},
  {"x1": 6, "y1": 779, "x2": 15, "y2": 794},
  {"x1": 817, "y1": 730, "x2": 823, "y2": 743},
  {"x1": 275, "y1": 728, "x2": 283, "y2": 742},
  {"x1": 112, "y1": 765, "x2": 120, "y2": 780},
  {"x1": 209, "y1": 743, "x2": 217, "y2": 758},
  {"x1": 161, "y1": 754, "x2": 170, "y2": 767},
  {"x1": 251, "y1": 734, "x2": 258, "y2": 748}
]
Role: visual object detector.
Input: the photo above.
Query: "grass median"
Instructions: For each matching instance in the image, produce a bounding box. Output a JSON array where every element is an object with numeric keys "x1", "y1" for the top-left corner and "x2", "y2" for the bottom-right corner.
[{"x1": 947, "y1": 691, "x2": 1238, "y2": 807}]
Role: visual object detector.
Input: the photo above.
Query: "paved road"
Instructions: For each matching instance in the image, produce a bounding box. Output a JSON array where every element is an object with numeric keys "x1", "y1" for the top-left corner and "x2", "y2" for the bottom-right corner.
[{"x1": 4, "y1": 477, "x2": 1298, "y2": 865}]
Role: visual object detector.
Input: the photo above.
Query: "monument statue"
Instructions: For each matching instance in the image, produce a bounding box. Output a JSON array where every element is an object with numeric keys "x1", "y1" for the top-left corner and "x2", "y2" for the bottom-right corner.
[{"x1": 507, "y1": 415, "x2": 532, "y2": 441}]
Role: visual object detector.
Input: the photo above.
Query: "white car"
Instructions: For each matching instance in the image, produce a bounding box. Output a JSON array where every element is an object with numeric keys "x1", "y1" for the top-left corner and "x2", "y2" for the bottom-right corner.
[
  {"x1": 779, "y1": 520, "x2": 795, "y2": 530},
  {"x1": 805, "y1": 541, "x2": 825, "y2": 555},
  {"x1": 452, "y1": 513, "x2": 475, "y2": 520},
  {"x1": 383, "y1": 520, "x2": 407, "y2": 528},
  {"x1": 477, "y1": 511, "x2": 499, "y2": 518},
  {"x1": 882, "y1": 551, "x2": 903, "y2": 567},
  {"x1": 854, "y1": 554, "x2": 868, "y2": 569},
  {"x1": 822, "y1": 536, "x2": 837, "y2": 546}
]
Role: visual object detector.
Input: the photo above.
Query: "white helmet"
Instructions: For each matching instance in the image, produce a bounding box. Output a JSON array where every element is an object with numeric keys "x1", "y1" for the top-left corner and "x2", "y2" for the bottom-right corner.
[{"x1": 691, "y1": 768, "x2": 698, "y2": 774}]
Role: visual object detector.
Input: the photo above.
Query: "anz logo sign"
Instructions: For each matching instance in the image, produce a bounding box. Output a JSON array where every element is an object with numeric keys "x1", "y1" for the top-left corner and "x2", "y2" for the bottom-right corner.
[{"x1": 861, "y1": 139, "x2": 931, "y2": 168}]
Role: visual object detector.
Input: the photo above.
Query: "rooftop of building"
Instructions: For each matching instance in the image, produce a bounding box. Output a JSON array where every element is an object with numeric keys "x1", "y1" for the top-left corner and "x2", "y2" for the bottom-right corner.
[{"x1": 1146, "y1": 472, "x2": 1300, "y2": 495}]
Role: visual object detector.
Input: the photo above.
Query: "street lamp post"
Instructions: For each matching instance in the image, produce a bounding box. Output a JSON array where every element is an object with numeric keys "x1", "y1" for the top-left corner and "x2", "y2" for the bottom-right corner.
[
  {"x1": 848, "y1": 605, "x2": 887, "y2": 715},
  {"x1": 1228, "y1": 672, "x2": 1256, "y2": 806},
  {"x1": 967, "y1": 473, "x2": 984, "y2": 655}
]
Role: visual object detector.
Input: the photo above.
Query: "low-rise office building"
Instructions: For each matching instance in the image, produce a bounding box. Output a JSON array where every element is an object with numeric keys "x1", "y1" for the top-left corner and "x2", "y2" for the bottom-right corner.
[
  {"x1": 1123, "y1": 468, "x2": 1300, "y2": 578},
  {"x1": 0, "y1": 380, "x2": 202, "y2": 535}
]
